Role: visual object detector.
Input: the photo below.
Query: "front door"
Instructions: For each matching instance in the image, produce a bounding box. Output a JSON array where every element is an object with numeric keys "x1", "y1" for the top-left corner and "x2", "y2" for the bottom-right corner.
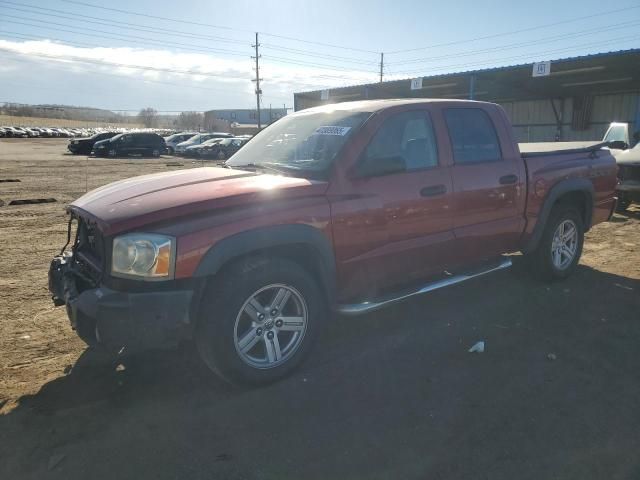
[{"x1": 329, "y1": 109, "x2": 455, "y2": 300}]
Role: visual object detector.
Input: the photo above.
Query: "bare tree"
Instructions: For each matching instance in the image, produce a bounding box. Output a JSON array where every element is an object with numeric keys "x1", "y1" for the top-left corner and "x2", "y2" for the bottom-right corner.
[
  {"x1": 138, "y1": 107, "x2": 158, "y2": 128},
  {"x1": 176, "y1": 111, "x2": 204, "y2": 130}
]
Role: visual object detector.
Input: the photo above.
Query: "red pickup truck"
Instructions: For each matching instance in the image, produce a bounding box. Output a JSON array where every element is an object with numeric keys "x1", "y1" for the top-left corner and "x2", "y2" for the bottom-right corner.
[{"x1": 49, "y1": 99, "x2": 617, "y2": 385}]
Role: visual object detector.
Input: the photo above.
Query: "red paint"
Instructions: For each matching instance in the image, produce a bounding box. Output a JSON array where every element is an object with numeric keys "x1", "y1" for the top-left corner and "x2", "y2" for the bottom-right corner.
[{"x1": 68, "y1": 99, "x2": 617, "y2": 300}]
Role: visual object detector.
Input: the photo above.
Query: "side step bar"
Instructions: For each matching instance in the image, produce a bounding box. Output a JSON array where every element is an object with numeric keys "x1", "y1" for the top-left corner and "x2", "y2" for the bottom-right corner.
[{"x1": 336, "y1": 257, "x2": 512, "y2": 316}]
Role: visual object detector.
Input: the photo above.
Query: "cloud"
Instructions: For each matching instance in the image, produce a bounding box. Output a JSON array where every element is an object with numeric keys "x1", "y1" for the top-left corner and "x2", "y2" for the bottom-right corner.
[{"x1": 0, "y1": 38, "x2": 378, "y2": 109}]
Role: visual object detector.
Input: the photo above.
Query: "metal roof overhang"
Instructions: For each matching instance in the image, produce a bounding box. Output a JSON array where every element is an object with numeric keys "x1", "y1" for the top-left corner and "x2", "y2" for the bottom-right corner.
[{"x1": 294, "y1": 49, "x2": 640, "y2": 107}]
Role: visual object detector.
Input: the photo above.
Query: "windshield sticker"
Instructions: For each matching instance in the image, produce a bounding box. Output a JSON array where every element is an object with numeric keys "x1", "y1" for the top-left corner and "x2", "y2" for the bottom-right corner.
[{"x1": 315, "y1": 126, "x2": 351, "y2": 136}]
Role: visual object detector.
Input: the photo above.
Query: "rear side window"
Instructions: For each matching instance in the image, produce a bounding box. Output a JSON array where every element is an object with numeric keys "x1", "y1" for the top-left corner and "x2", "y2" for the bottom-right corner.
[
  {"x1": 445, "y1": 108, "x2": 502, "y2": 164},
  {"x1": 364, "y1": 111, "x2": 439, "y2": 171}
]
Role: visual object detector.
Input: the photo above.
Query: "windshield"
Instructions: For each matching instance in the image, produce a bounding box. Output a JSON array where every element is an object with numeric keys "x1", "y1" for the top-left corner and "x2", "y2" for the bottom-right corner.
[{"x1": 226, "y1": 110, "x2": 371, "y2": 172}]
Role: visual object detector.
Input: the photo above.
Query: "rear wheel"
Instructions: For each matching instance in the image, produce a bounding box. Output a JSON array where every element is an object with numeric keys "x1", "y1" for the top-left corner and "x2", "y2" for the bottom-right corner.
[
  {"x1": 526, "y1": 206, "x2": 584, "y2": 280},
  {"x1": 195, "y1": 257, "x2": 325, "y2": 385}
]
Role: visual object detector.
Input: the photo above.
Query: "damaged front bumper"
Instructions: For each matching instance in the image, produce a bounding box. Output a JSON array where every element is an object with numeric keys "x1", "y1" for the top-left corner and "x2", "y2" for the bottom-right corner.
[{"x1": 49, "y1": 254, "x2": 193, "y2": 351}]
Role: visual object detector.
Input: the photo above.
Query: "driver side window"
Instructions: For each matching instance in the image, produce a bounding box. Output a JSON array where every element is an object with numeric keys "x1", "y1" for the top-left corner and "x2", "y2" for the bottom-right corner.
[{"x1": 361, "y1": 111, "x2": 438, "y2": 176}]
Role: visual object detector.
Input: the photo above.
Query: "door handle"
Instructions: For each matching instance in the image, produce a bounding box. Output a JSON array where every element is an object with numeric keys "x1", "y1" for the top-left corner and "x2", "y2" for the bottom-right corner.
[
  {"x1": 420, "y1": 184, "x2": 447, "y2": 197},
  {"x1": 499, "y1": 174, "x2": 518, "y2": 185}
]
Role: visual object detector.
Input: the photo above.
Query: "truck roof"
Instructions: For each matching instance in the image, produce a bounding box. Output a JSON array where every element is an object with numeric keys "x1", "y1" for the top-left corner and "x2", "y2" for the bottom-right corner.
[{"x1": 297, "y1": 98, "x2": 493, "y2": 114}]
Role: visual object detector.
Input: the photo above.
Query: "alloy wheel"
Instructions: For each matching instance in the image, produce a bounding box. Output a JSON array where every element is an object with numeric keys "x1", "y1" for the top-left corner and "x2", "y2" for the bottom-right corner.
[
  {"x1": 233, "y1": 284, "x2": 308, "y2": 369},
  {"x1": 551, "y1": 219, "x2": 578, "y2": 270}
]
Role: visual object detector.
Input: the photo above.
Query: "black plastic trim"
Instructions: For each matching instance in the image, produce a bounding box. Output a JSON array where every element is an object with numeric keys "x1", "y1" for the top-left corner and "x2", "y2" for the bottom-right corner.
[
  {"x1": 522, "y1": 177, "x2": 594, "y2": 254},
  {"x1": 193, "y1": 224, "x2": 337, "y2": 305}
]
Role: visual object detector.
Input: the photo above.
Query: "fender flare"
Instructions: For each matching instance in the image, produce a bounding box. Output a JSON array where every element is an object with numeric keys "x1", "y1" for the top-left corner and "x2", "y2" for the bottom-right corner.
[
  {"x1": 193, "y1": 224, "x2": 337, "y2": 304},
  {"x1": 522, "y1": 177, "x2": 594, "y2": 253}
]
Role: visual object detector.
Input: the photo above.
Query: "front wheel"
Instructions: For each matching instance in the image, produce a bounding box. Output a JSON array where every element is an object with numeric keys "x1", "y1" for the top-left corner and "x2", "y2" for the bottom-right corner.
[
  {"x1": 525, "y1": 206, "x2": 584, "y2": 280},
  {"x1": 195, "y1": 257, "x2": 325, "y2": 385}
]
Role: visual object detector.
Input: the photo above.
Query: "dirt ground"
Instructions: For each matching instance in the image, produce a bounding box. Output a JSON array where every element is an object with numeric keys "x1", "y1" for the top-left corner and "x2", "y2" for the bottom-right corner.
[{"x1": 1, "y1": 138, "x2": 639, "y2": 480}]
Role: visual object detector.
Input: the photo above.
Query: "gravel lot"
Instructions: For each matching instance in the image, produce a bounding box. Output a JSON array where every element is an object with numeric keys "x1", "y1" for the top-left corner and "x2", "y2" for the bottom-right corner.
[{"x1": 1, "y1": 138, "x2": 639, "y2": 480}]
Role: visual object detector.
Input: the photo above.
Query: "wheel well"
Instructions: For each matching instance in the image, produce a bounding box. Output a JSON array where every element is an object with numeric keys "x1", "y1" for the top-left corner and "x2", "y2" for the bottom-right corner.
[
  {"x1": 553, "y1": 190, "x2": 590, "y2": 229},
  {"x1": 195, "y1": 243, "x2": 331, "y2": 310}
]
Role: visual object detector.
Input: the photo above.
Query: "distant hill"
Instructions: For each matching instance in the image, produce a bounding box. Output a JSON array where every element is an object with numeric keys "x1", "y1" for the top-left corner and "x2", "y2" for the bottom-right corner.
[{"x1": 0, "y1": 102, "x2": 136, "y2": 124}]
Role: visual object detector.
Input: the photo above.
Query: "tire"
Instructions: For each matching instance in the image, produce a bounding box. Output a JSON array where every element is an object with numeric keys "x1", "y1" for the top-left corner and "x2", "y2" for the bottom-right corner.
[
  {"x1": 526, "y1": 206, "x2": 584, "y2": 281},
  {"x1": 195, "y1": 257, "x2": 325, "y2": 385}
]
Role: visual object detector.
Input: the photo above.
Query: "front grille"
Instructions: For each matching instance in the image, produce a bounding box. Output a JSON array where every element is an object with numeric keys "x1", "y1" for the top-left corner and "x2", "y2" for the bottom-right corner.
[
  {"x1": 619, "y1": 164, "x2": 640, "y2": 182},
  {"x1": 74, "y1": 216, "x2": 105, "y2": 273}
]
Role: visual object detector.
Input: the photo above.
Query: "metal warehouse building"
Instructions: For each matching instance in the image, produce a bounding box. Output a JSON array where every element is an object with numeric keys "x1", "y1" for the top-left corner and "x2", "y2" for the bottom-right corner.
[{"x1": 294, "y1": 49, "x2": 640, "y2": 142}]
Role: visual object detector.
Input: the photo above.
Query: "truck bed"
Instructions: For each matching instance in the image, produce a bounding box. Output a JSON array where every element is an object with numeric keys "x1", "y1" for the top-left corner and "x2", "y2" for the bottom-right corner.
[{"x1": 518, "y1": 141, "x2": 606, "y2": 157}]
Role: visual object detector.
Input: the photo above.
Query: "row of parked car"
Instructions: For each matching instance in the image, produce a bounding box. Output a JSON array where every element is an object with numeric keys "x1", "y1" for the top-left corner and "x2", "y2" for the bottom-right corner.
[
  {"x1": 0, "y1": 126, "x2": 93, "y2": 138},
  {"x1": 2, "y1": 126, "x2": 177, "y2": 139},
  {"x1": 165, "y1": 132, "x2": 250, "y2": 159},
  {"x1": 66, "y1": 130, "x2": 251, "y2": 159}
]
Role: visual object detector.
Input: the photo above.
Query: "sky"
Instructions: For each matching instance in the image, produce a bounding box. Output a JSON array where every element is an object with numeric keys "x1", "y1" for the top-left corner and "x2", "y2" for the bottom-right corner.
[{"x1": 0, "y1": 0, "x2": 639, "y2": 113}]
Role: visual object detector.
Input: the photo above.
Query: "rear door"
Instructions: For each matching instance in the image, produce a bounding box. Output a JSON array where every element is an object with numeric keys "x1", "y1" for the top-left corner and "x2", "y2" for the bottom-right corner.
[
  {"x1": 441, "y1": 105, "x2": 525, "y2": 263},
  {"x1": 329, "y1": 108, "x2": 455, "y2": 299}
]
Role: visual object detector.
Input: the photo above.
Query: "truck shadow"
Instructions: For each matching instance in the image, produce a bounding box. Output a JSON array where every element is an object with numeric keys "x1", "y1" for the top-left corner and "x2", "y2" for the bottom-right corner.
[{"x1": 2, "y1": 260, "x2": 640, "y2": 479}]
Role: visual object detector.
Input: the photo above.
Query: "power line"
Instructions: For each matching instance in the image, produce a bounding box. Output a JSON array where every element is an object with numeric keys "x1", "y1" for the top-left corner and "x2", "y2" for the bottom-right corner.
[
  {"x1": 60, "y1": 0, "x2": 247, "y2": 32},
  {"x1": 59, "y1": 0, "x2": 379, "y2": 54},
  {"x1": 0, "y1": 34, "x2": 374, "y2": 89},
  {"x1": 0, "y1": 2, "x2": 249, "y2": 46},
  {"x1": 387, "y1": 20, "x2": 640, "y2": 66},
  {"x1": 1, "y1": 14, "x2": 250, "y2": 57},
  {"x1": 387, "y1": 4, "x2": 640, "y2": 54},
  {"x1": 1, "y1": 12, "x2": 380, "y2": 74},
  {"x1": 1, "y1": 1, "x2": 381, "y2": 65},
  {"x1": 260, "y1": 42, "x2": 379, "y2": 65},
  {"x1": 261, "y1": 55, "x2": 378, "y2": 74},
  {"x1": 0, "y1": 25, "x2": 375, "y2": 80}
]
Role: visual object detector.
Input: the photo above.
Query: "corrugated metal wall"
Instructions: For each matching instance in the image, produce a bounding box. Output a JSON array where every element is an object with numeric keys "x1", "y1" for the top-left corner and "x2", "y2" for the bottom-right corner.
[{"x1": 500, "y1": 92, "x2": 639, "y2": 142}]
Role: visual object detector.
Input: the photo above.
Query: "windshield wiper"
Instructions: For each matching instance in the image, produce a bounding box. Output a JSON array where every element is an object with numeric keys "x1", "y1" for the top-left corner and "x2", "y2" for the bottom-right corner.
[{"x1": 227, "y1": 163, "x2": 285, "y2": 174}]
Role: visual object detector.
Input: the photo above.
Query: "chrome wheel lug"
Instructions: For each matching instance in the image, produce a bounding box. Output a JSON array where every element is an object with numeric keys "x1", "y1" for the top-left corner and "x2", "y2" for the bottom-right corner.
[
  {"x1": 275, "y1": 319, "x2": 283, "y2": 328},
  {"x1": 266, "y1": 331, "x2": 275, "y2": 340},
  {"x1": 258, "y1": 313, "x2": 265, "y2": 321},
  {"x1": 256, "y1": 327, "x2": 263, "y2": 336},
  {"x1": 270, "y1": 309, "x2": 278, "y2": 316}
]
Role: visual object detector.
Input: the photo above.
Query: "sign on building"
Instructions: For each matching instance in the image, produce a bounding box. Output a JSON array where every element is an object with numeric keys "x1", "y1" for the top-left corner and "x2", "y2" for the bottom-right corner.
[
  {"x1": 320, "y1": 89, "x2": 329, "y2": 100},
  {"x1": 410, "y1": 77, "x2": 423, "y2": 90},
  {"x1": 532, "y1": 61, "x2": 551, "y2": 77}
]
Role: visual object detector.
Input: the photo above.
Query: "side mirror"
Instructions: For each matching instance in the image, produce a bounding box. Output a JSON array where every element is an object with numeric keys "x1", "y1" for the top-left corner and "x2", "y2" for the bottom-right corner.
[
  {"x1": 608, "y1": 140, "x2": 629, "y2": 150},
  {"x1": 352, "y1": 155, "x2": 406, "y2": 178}
]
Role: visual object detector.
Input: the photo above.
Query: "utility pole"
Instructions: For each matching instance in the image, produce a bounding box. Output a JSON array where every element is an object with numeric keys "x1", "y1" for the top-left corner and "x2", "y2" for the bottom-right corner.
[
  {"x1": 251, "y1": 32, "x2": 262, "y2": 130},
  {"x1": 379, "y1": 52, "x2": 384, "y2": 83}
]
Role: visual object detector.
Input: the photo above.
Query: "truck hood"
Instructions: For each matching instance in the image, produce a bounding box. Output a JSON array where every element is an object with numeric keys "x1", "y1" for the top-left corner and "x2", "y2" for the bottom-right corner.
[{"x1": 69, "y1": 167, "x2": 328, "y2": 235}]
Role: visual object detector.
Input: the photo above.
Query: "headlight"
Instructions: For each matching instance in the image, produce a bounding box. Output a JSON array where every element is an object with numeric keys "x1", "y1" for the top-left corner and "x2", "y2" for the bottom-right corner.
[{"x1": 111, "y1": 233, "x2": 175, "y2": 280}]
